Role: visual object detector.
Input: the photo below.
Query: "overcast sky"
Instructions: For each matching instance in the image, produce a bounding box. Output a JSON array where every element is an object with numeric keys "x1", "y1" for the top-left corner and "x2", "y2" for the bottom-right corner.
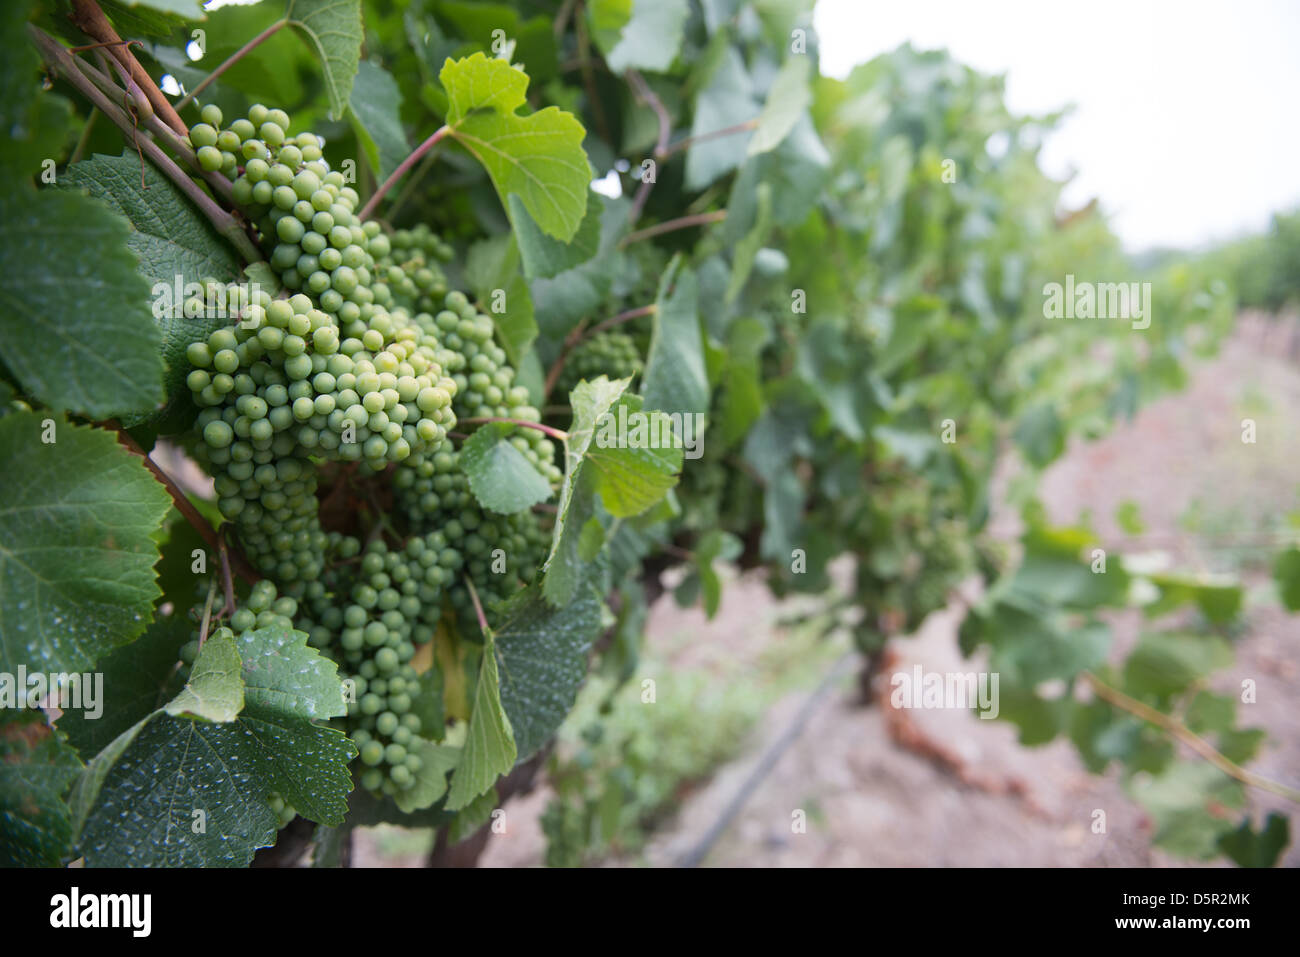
[{"x1": 813, "y1": 0, "x2": 1300, "y2": 251}]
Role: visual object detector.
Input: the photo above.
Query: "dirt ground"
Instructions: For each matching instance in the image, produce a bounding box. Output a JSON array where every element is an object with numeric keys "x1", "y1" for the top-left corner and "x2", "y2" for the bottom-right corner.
[{"x1": 362, "y1": 316, "x2": 1300, "y2": 867}]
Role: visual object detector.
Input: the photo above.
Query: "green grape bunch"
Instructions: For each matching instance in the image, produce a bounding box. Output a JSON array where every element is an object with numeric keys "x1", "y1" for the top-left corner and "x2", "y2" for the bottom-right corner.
[
  {"x1": 556, "y1": 331, "x2": 643, "y2": 398},
  {"x1": 176, "y1": 102, "x2": 567, "y2": 801}
]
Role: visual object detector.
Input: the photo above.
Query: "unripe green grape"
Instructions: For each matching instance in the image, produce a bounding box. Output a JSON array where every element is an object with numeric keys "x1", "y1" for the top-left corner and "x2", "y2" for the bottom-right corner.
[
  {"x1": 197, "y1": 145, "x2": 223, "y2": 171},
  {"x1": 204, "y1": 420, "x2": 234, "y2": 448}
]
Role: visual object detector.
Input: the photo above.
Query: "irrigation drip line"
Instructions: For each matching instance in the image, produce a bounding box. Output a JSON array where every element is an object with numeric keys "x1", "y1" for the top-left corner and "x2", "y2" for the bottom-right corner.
[{"x1": 674, "y1": 651, "x2": 857, "y2": 868}]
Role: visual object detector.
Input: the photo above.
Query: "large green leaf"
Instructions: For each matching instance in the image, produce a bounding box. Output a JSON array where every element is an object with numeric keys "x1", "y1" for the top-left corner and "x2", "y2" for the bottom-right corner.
[
  {"x1": 287, "y1": 0, "x2": 364, "y2": 120},
  {"x1": 440, "y1": 53, "x2": 590, "y2": 241},
  {"x1": 464, "y1": 233, "x2": 537, "y2": 365},
  {"x1": 748, "y1": 55, "x2": 812, "y2": 155},
  {"x1": 584, "y1": 395, "x2": 683, "y2": 517},
  {"x1": 349, "y1": 60, "x2": 409, "y2": 183},
  {"x1": 445, "y1": 633, "x2": 516, "y2": 810},
  {"x1": 460, "y1": 421, "x2": 553, "y2": 514},
  {"x1": 56, "y1": 613, "x2": 189, "y2": 758},
  {"x1": 61, "y1": 152, "x2": 242, "y2": 422},
  {"x1": 509, "y1": 193, "x2": 602, "y2": 279},
  {"x1": 542, "y1": 376, "x2": 630, "y2": 605},
  {"x1": 76, "y1": 625, "x2": 355, "y2": 866},
  {"x1": 0, "y1": 189, "x2": 164, "y2": 418},
  {"x1": 0, "y1": 413, "x2": 171, "y2": 676},
  {"x1": 2, "y1": 2, "x2": 73, "y2": 180},
  {"x1": 0, "y1": 713, "x2": 82, "y2": 867},
  {"x1": 494, "y1": 585, "x2": 601, "y2": 760},
  {"x1": 595, "y1": 0, "x2": 689, "y2": 74},
  {"x1": 641, "y1": 257, "x2": 709, "y2": 417},
  {"x1": 685, "y1": 45, "x2": 759, "y2": 190}
]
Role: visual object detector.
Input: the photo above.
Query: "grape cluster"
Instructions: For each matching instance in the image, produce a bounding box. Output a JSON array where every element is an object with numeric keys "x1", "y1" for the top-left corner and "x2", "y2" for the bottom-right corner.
[
  {"x1": 394, "y1": 447, "x2": 549, "y2": 622},
  {"x1": 291, "y1": 535, "x2": 455, "y2": 796},
  {"x1": 184, "y1": 104, "x2": 461, "y2": 580},
  {"x1": 178, "y1": 577, "x2": 298, "y2": 668},
  {"x1": 374, "y1": 224, "x2": 454, "y2": 315},
  {"x1": 180, "y1": 102, "x2": 563, "y2": 803},
  {"x1": 555, "y1": 331, "x2": 643, "y2": 398}
]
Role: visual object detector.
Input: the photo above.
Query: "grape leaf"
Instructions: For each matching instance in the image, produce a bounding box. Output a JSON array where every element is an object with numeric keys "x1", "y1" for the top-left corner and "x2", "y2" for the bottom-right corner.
[
  {"x1": 460, "y1": 422, "x2": 553, "y2": 514},
  {"x1": 542, "y1": 376, "x2": 631, "y2": 605},
  {"x1": 163, "y1": 630, "x2": 243, "y2": 722},
  {"x1": 433, "y1": 3, "x2": 559, "y2": 84},
  {"x1": 641, "y1": 256, "x2": 709, "y2": 417},
  {"x1": 685, "y1": 45, "x2": 759, "y2": 190},
  {"x1": 597, "y1": 0, "x2": 689, "y2": 74},
  {"x1": 509, "y1": 193, "x2": 602, "y2": 279},
  {"x1": 75, "y1": 626, "x2": 355, "y2": 866},
  {"x1": 1218, "y1": 813, "x2": 1290, "y2": 868},
  {"x1": 0, "y1": 713, "x2": 82, "y2": 867},
  {"x1": 0, "y1": 413, "x2": 171, "y2": 676},
  {"x1": 1273, "y1": 546, "x2": 1300, "y2": 611},
  {"x1": 1122, "y1": 631, "x2": 1233, "y2": 701},
  {"x1": 494, "y1": 584, "x2": 601, "y2": 760},
  {"x1": 583, "y1": 396, "x2": 683, "y2": 518},
  {"x1": 55, "y1": 613, "x2": 189, "y2": 757},
  {"x1": 1013, "y1": 402, "x2": 1066, "y2": 468},
  {"x1": 0, "y1": 189, "x2": 164, "y2": 419},
  {"x1": 60, "y1": 152, "x2": 242, "y2": 423},
  {"x1": 725, "y1": 181, "x2": 773, "y2": 303},
  {"x1": 287, "y1": 0, "x2": 364, "y2": 120},
  {"x1": 464, "y1": 233, "x2": 537, "y2": 365},
  {"x1": 100, "y1": 0, "x2": 204, "y2": 38},
  {"x1": 349, "y1": 60, "x2": 409, "y2": 182},
  {"x1": 441, "y1": 53, "x2": 590, "y2": 241},
  {"x1": 692, "y1": 530, "x2": 743, "y2": 618},
  {"x1": 1, "y1": 0, "x2": 73, "y2": 180},
  {"x1": 391, "y1": 738, "x2": 460, "y2": 814},
  {"x1": 178, "y1": 1, "x2": 309, "y2": 107},
  {"x1": 748, "y1": 55, "x2": 812, "y2": 155},
  {"x1": 445, "y1": 633, "x2": 516, "y2": 810},
  {"x1": 1129, "y1": 761, "x2": 1243, "y2": 860}
]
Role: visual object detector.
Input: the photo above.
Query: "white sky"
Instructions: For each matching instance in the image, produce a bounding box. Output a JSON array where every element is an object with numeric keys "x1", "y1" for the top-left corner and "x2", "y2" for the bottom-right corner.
[{"x1": 813, "y1": 0, "x2": 1300, "y2": 251}]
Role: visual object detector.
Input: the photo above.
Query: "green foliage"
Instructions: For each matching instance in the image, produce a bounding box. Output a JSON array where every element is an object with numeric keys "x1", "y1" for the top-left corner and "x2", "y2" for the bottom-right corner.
[{"x1": 5, "y1": 0, "x2": 1289, "y2": 870}]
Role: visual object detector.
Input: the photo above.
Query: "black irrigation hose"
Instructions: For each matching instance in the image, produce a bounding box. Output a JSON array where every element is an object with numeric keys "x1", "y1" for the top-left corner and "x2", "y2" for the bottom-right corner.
[{"x1": 674, "y1": 651, "x2": 858, "y2": 868}]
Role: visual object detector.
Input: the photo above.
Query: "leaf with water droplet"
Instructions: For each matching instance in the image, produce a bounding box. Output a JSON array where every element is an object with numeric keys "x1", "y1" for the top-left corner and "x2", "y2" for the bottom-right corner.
[{"x1": 74, "y1": 626, "x2": 356, "y2": 866}]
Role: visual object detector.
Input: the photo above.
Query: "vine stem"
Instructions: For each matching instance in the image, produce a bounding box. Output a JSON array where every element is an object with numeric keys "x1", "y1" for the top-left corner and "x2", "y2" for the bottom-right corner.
[
  {"x1": 458, "y1": 417, "x2": 569, "y2": 442},
  {"x1": 175, "y1": 19, "x2": 287, "y2": 112},
  {"x1": 589, "y1": 303, "x2": 657, "y2": 335},
  {"x1": 198, "y1": 576, "x2": 218, "y2": 648},
  {"x1": 660, "y1": 119, "x2": 758, "y2": 158},
  {"x1": 1081, "y1": 672, "x2": 1300, "y2": 804},
  {"x1": 31, "y1": 27, "x2": 261, "y2": 262},
  {"x1": 70, "y1": 0, "x2": 187, "y2": 134},
  {"x1": 625, "y1": 69, "x2": 672, "y2": 223},
  {"x1": 620, "y1": 210, "x2": 726, "y2": 248},
  {"x1": 463, "y1": 577, "x2": 490, "y2": 637},
  {"x1": 359, "y1": 125, "x2": 451, "y2": 221},
  {"x1": 70, "y1": 50, "x2": 237, "y2": 206},
  {"x1": 541, "y1": 318, "x2": 589, "y2": 401},
  {"x1": 110, "y1": 426, "x2": 261, "y2": 586}
]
